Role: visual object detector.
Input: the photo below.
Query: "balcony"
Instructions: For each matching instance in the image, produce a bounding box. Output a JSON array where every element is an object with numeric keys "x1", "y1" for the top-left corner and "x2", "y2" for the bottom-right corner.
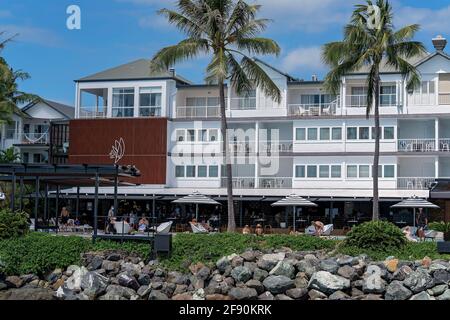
[
  {"x1": 79, "y1": 107, "x2": 107, "y2": 119},
  {"x1": 398, "y1": 139, "x2": 435, "y2": 152},
  {"x1": 439, "y1": 93, "x2": 450, "y2": 105},
  {"x1": 15, "y1": 133, "x2": 50, "y2": 145},
  {"x1": 397, "y1": 177, "x2": 435, "y2": 190},
  {"x1": 259, "y1": 177, "x2": 292, "y2": 189},
  {"x1": 439, "y1": 139, "x2": 450, "y2": 152},
  {"x1": 176, "y1": 106, "x2": 220, "y2": 118},
  {"x1": 221, "y1": 177, "x2": 255, "y2": 189},
  {"x1": 230, "y1": 97, "x2": 257, "y2": 110},
  {"x1": 288, "y1": 101, "x2": 340, "y2": 117},
  {"x1": 260, "y1": 141, "x2": 293, "y2": 153}
]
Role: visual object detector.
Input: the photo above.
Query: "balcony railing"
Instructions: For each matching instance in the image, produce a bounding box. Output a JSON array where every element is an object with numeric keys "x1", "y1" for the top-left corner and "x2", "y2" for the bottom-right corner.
[
  {"x1": 221, "y1": 177, "x2": 255, "y2": 189},
  {"x1": 439, "y1": 139, "x2": 450, "y2": 152},
  {"x1": 398, "y1": 139, "x2": 435, "y2": 152},
  {"x1": 259, "y1": 141, "x2": 293, "y2": 153},
  {"x1": 439, "y1": 93, "x2": 450, "y2": 105},
  {"x1": 16, "y1": 133, "x2": 49, "y2": 145},
  {"x1": 380, "y1": 93, "x2": 397, "y2": 106},
  {"x1": 346, "y1": 95, "x2": 368, "y2": 108},
  {"x1": 229, "y1": 141, "x2": 253, "y2": 154},
  {"x1": 259, "y1": 177, "x2": 292, "y2": 189},
  {"x1": 79, "y1": 107, "x2": 107, "y2": 119},
  {"x1": 288, "y1": 101, "x2": 339, "y2": 117},
  {"x1": 176, "y1": 106, "x2": 220, "y2": 118},
  {"x1": 230, "y1": 97, "x2": 257, "y2": 110},
  {"x1": 397, "y1": 177, "x2": 435, "y2": 190}
]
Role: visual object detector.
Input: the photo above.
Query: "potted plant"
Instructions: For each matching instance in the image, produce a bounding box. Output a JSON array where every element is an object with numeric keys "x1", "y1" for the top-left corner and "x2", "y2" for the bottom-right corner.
[{"x1": 429, "y1": 222, "x2": 450, "y2": 241}]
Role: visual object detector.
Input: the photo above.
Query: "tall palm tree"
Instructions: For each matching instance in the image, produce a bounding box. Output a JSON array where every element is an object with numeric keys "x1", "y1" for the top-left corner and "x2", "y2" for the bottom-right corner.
[
  {"x1": 322, "y1": 0, "x2": 426, "y2": 221},
  {"x1": 0, "y1": 147, "x2": 21, "y2": 163},
  {"x1": 151, "y1": 0, "x2": 281, "y2": 232}
]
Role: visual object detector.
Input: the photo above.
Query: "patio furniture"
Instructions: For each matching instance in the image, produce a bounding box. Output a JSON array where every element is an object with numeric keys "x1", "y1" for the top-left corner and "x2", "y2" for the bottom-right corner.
[
  {"x1": 442, "y1": 142, "x2": 450, "y2": 152},
  {"x1": 156, "y1": 221, "x2": 173, "y2": 234},
  {"x1": 189, "y1": 222, "x2": 209, "y2": 234},
  {"x1": 305, "y1": 224, "x2": 334, "y2": 236},
  {"x1": 425, "y1": 142, "x2": 434, "y2": 152},
  {"x1": 114, "y1": 221, "x2": 131, "y2": 235},
  {"x1": 271, "y1": 195, "x2": 318, "y2": 233},
  {"x1": 172, "y1": 192, "x2": 220, "y2": 221},
  {"x1": 391, "y1": 196, "x2": 440, "y2": 228}
]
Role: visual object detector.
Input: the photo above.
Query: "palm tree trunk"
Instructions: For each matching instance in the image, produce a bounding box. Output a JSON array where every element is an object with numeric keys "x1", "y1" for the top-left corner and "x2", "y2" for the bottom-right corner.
[
  {"x1": 219, "y1": 81, "x2": 236, "y2": 232},
  {"x1": 372, "y1": 71, "x2": 380, "y2": 221}
]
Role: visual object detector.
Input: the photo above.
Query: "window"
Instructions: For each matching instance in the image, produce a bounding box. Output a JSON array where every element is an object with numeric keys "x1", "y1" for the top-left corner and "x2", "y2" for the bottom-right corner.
[
  {"x1": 307, "y1": 166, "x2": 317, "y2": 178},
  {"x1": 296, "y1": 128, "x2": 306, "y2": 141},
  {"x1": 359, "y1": 165, "x2": 370, "y2": 178},
  {"x1": 359, "y1": 127, "x2": 370, "y2": 140},
  {"x1": 320, "y1": 128, "x2": 330, "y2": 141},
  {"x1": 384, "y1": 165, "x2": 395, "y2": 178},
  {"x1": 176, "y1": 130, "x2": 185, "y2": 142},
  {"x1": 199, "y1": 130, "x2": 208, "y2": 142},
  {"x1": 175, "y1": 166, "x2": 185, "y2": 178},
  {"x1": 186, "y1": 166, "x2": 196, "y2": 178},
  {"x1": 198, "y1": 166, "x2": 208, "y2": 178},
  {"x1": 209, "y1": 129, "x2": 218, "y2": 142},
  {"x1": 347, "y1": 127, "x2": 357, "y2": 140},
  {"x1": 209, "y1": 166, "x2": 219, "y2": 178},
  {"x1": 6, "y1": 121, "x2": 17, "y2": 139},
  {"x1": 187, "y1": 130, "x2": 195, "y2": 142},
  {"x1": 331, "y1": 165, "x2": 341, "y2": 178},
  {"x1": 22, "y1": 152, "x2": 29, "y2": 163},
  {"x1": 295, "y1": 165, "x2": 305, "y2": 178},
  {"x1": 377, "y1": 165, "x2": 383, "y2": 178},
  {"x1": 238, "y1": 89, "x2": 256, "y2": 109},
  {"x1": 380, "y1": 85, "x2": 396, "y2": 106},
  {"x1": 347, "y1": 165, "x2": 358, "y2": 178},
  {"x1": 332, "y1": 128, "x2": 342, "y2": 140},
  {"x1": 307, "y1": 128, "x2": 318, "y2": 141},
  {"x1": 319, "y1": 165, "x2": 330, "y2": 178},
  {"x1": 384, "y1": 127, "x2": 395, "y2": 140},
  {"x1": 33, "y1": 154, "x2": 43, "y2": 163},
  {"x1": 112, "y1": 88, "x2": 134, "y2": 118},
  {"x1": 139, "y1": 87, "x2": 162, "y2": 117}
]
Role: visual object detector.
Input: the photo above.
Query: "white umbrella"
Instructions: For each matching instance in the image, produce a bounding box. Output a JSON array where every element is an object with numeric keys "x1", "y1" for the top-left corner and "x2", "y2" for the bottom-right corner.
[
  {"x1": 172, "y1": 191, "x2": 220, "y2": 220},
  {"x1": 271, "y1": 194, "x2": 318, "y2": 232},
  {"x1": 391, "y1": 196, "x2": 440, "y2": 228}
]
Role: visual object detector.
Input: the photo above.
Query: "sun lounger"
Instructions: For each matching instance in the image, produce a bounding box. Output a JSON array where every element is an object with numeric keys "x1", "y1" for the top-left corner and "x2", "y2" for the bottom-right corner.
[
  {"x1": 156, "y1": 221, "x2": 173, "y2": 234},
  {"x1": 305, "y1": 224, "x2": 334, "y2": 236},
  {"x1": 190, "y1": 222, "x2": 209, "y2": 234}
]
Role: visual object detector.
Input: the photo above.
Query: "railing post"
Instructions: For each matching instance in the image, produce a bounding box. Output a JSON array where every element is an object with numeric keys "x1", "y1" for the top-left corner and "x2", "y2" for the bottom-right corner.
[{"x1": 435, "y1": 118, "x2": 439, "y2": 152}]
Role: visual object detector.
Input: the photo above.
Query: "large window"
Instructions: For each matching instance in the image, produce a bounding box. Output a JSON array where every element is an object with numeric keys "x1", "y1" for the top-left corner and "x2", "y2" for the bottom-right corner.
[
  {"x1": 296, "y1": 128, "x2": 306, "y2": 141},
  {"x1": 209, "y1": 166, "x2": 219, "y2": 178},
  {"x1": 359, "y1": 165, "x2": 370, "y2": 178},
  {"x1": 112, "y1": 88, "x2": 134, "y2": 118},
  {"x1": 384, "y1": 165, "x2": 395, "y2": 178},
  {"x1": 331, "y1": 165, "x2": 341, "y2": 178},
  {"x1": 186, "y1": 166, "x2": 196, "y2": 178},
  {"x1": 139, "y1": 87, "x2": 162, "y2": 117},
  {"x1": 347, "y1": 165, "x2": 358, "y2": 178},
  {"x1": 198, "y1": 166, "x2": 208, "y2": 178},
  {"x1": 295, "y1": 165, "x2": 306, "y2": 178},
  {"x1": 359, "y1": 127, "x2": 370, "y2": 140},
  {"x1": 380, "y1": 85, "x2": 396, "y2": 106},
  {"x1": 332, "y1": 128, "x2": 342, "y2": 140},
  {"x1": 175, "y1": 165, "x2": 220, "y2": 179},
  {"x1": 319, "y1": 165, "x2": 330, "y2": 178},
  {"x1": 175, "y1": 166, "x2": 185, "y2": 178},
  {"x1": 307, "y1": 166, "x2": 317, "y2": 178},
  {"x1": 296, "y1": 165, "x2": 342, "y2": 179},
  {"x1": 384, "y1": 127, "x2": 395, "y2": 140},
  {"x1": 320, "y1": 128, "x2": 330, "y2": 141},
  {"x1": 307, "y1": 128, "x2": 318, "y2": 141},
  {"x1": 347, "y1": 127, "x2": 357, "y2": 140},
  {"x1": 411, "y1": 81, "x2": 435, "y2": 105}
]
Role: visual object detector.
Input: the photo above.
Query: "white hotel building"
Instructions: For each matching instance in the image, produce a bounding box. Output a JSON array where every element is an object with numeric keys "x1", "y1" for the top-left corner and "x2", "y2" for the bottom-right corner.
[{"x1": 70, "y1": 36, "x2": 450, "y2": 228}]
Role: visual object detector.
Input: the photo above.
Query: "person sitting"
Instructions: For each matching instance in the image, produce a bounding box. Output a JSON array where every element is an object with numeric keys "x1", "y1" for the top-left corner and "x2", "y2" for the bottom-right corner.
[
  {"x1": 312, "y1": 221, "x2": 325, "y2": 236},
  {"x1": 403, "y1": 226, "x2": 418, "y2": 242},
  {"x1": 242, "y1": 225, "x2": 251, "y2": 235},
  {"x1": 416, "y1": 208, "x2": 428, "y2": 242},
  {"x1": 138, "y1": 216, "x2": 149, "y2": 232},
  {"x1": 255, "y1": 224, "x2": 264, "y2": 236},
  {"x1": 60, "y1": 207, "x2": 70, "y2": 230}
]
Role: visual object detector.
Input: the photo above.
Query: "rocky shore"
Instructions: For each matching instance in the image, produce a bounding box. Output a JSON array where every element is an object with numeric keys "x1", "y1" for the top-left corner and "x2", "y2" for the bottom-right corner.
[{"x1": 1, "y1": 249, "x2": 450, "y2": 300}]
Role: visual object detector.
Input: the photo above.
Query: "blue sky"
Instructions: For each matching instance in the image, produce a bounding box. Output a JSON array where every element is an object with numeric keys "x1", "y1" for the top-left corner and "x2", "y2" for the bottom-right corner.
[{"x1": 1, "y1": 0, "x2": 450, "y2": 106}]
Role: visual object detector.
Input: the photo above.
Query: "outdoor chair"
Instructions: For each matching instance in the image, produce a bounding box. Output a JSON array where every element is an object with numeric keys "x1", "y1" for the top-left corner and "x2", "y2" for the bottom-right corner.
[
  {"x1": 114, "y1": 221, "x2": 131, "y2": 235},
  {"x1": 156, "y1": 221, "x2": 173, "y2": 234},
  {"x1": 189, "y1": 222, "x2": 209, "y2": 234}
]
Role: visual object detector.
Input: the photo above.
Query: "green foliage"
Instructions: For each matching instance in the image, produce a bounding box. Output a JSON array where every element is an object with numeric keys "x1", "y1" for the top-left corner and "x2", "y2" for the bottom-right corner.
[
  {"x1": 343, "y1": 221, "x2": 407, "y2": 252},
  {"x1": 428, "y1": 221, "x2": 450, "y2": 233},
  {"x1": 0, "y1": 209, "x2": 29, "y2": 239},
  {"x1": 0, "y1": 147, "x2": 21, "y2": 164},
  {"x1": 91, "y1": 240, "x2": 151, "y2": 261}
]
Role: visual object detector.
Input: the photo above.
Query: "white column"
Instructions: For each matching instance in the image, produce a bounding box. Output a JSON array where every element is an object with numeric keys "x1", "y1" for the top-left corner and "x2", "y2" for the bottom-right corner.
[
  {"x1": 342, "y1": 78, "x2": 347, "y2": 115},
  {"x1": 227, "y1": 83, "x2": 232, "y2": 117},
  {"x1": 107, "y1": 87, "x2": 113, "y2": 118},
  {"x1": 255, "y1": 121, "x2": 260, "y2": 189},
  {"x1": 435, "y1": 156, "x2": 440, "y2": 179},
  {"x1": 435, "y1": 118, "x2": 439, "y2": 151},
  {"x1": 74, "y1": 82, "x2": 80, "y2": 119},
  {"x1": 134, "y1": 86, "x2": 140, "y2": 118}
]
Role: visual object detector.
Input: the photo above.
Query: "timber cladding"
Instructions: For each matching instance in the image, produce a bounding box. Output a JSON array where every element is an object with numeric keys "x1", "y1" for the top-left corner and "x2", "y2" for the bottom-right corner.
[{"x1": 68, "y1": 118, "x2": 167, "y2": 184}]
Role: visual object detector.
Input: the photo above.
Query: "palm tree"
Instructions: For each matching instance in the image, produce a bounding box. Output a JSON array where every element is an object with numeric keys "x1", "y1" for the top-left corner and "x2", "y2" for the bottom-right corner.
[
  {"x1": 151, "y1": 0, "x2": 281, "y2": 232},
  {"x1": 0, "y1": 147, "x2": 21, "y2": 163},
  {"x1": 322, "y1": 0, "x2": 426, "y2": 221}
]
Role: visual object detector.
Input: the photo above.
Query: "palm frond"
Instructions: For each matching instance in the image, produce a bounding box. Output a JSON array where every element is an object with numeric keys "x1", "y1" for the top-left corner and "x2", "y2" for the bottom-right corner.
[{"x1": 235, "y1": 37, "x2": 280, "y2": 56}]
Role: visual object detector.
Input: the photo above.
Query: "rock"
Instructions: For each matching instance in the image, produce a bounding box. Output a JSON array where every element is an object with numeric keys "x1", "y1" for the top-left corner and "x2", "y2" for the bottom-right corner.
[
  {"x1": 0, "y1": 286, "x2": 54, "y2": 300},
  {"x1": 392, "y1": 265, "x2": 413, "y2": 281},
  {"x1": 46, "y1": 269, "x2": 62, "y2": 284},
  {"x1": 241, "y1": 251, "x2": 257, "y2": 262},
  {"x1": 337, "y1": 265, "x2": 358, "y2": 281},
  {"x1": 384, "y1": 258, "x2": 399, "y2": 273},
  {"x1": 258, "y1": 291, "x2": 275, "y2": 300},
  {"x1": 231, "y1": 266, "x2": 252, "y2": 283},
  {"x1": 118, "y1": 274, "x2": 140, "y2": 291},
  {"x1": 87, "y1": 256, "x2": 104, "y2": 271},
  {"x1": 167, "y1": 271, "x2": 188, "y2": 285},
  {"x1": 336, "y1": 255, "x2": 356, "y2": 266},
  {"x1": 55, "y1": 285, "x2": 78, "y2": 300},
  {"x1": 429, "y1": 284, "x2": 448, "y2": 296},
  {"x1": 433, "y1": 270, "x2": 450, "y2": 285},
  {"x1": 193, "y1": 288, "x2": 206, "y2": 300},
  {"x1": 102, "y1": 260, "x2": 120, "y2": 273},
  {"x1": 196, "y1": 267, "x2": 211, "y2": 281},
  {"x1": 360, "y1": 294, "x2": 383, "y2": 300},
  {"x1": 52, "y1": 278, "x2": 65, "y2": 291},
  {"x1": 263, "y1": 276, "x2": 294, "y2": 295},
  {"x1": 106, "y1": 253, "x2": 122, "y2": 261},
  {"x1": 206, "y1": 294, "x2": 231, "y2": 300},
  {"x1": 154, "y1": 268, "x2": 165, "y2": 277},
  {"x1": 410, "y1": 292, "x2": 433, "y2": 300},
  {"x1": 5, "y1": 276, "x2": 23, "y2": 288},
  {"x1": 253, "y1": 268, "x2": 269, "y2": 282},
  {"x1": 404, "y1": 269, "x2": 435, "y2": 293},
  {"x1": 422, "y1": 257, "x2": 432, "y2": 268},
  {"x1": 20, "y1": 274, "x2": 38, "y2": 284},
  {"x1": 174, "y1": 284, "x2": 188, "y2": 295},
  {"x1": 148, "y1": 290, "x2": 169, "y2": 300},
  {"x1": 362, "y1": 265, "x2": 386, "y2": 294},
  {"x1": 269, "y1": 261, "x2": 295, "y2": 279},
  {"x1": 329, "y1": 291, "x2": 351, "y2": 300},
  {"x1": 231, "y1": 256, "x2": 244, "y2": 268},
  {"x1": 172, "y1": 293, "x2": 193, "y2": 300},
  {"x1": 137, "y1": 285, "x2": 151, "y2": 298},
  {"x1": 228, "y1": 287, "x2": 258, "y2": 300},
  {"x1": 216, "y1": 257, "x2": 231, "y2": 273},
  {"x1": 275, "y1": 294, "x2": 293, "y2": 300},
  {"x1": 294, "y1": 275, "x2": 309, "y2": 289},
  {"x1": 105, "y1": 284, "x2": 137, "y2": 300},
  {"x1": 285, "y1": 288, "x2": 308, "y2": 300},
  {"x1": 429, "y1": 263, "x2": 448, "y2": 273},
  {"x1": 384, "y1": 281, "x2": 413, "y2": 300},
  {"x1": 245, "y1": 280, "x2": 264, "y2": 294},
  {"x1": 65, "y1": 265, "x2": 79, "y2": 277},
  {"x1": 0, "y1": 282, "x2": 7, "y2": 291},
  {"x1": 257, "y1": 253, "x2": 285, "y2": 271},
  {"x1": 308, "y1": 289, "x2": 327, "y2": 300},
  {"x1": 137, "y1": 273, "x2": 151, "y2": 286},
  {"x1": 351, "y1": 288, "x2": 364, "y2": 297},
  {"x1": 308, "y1": 271, "x2": 350, "y2": 295},
  {"x1": 295, "y1": 260, "x2": 317, "y2": 278},
  {"x1": 436, "y1": 289, "x2": 450, "y2": 300},
  {"x1": 189, "y1": 262, "x2": 205, "y2": 275},
  {"x1": 120, "y1": 263, "x2": 141, "y2": 277},
  {"x1": 81, "y1": 272, "x2": 109, "y2": 298},
  {"x1": 320, "y1": 259, "x2": 339, "y2": 274}
]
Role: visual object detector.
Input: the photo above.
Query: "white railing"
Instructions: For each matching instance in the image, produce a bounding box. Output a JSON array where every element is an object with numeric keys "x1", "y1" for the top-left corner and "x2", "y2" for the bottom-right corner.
[
  {"x1": 17, "y1": 133, "x2": 49, "y2": 145},
  {"x1": 230, "y1": 97, "x2": 257, "y2": 110},
  {"x1": 346, "y1": 95, "x2": 368, "y2": 108},
  {"x1": 288, "y1": 101, "x2": 339, "y2": 117},
  {"x1": 398, "y1": 139, "x2": 435, "y2": 152},
  {"x1": 259, "y1": 177, "x2": 292, "y2": 189},
  {"x1": 140, "y1": 107, "x2": 162, "y2": 117},
  {"x1": 176, "y1": 106, "x2": 220, "y2": 118},
  {"x1": 397, "y1": 177, "x2": 435, "y2": 190},
  {"x1": 380, "y1": 93, "x2": 397, "y2": 106},
  {"x1": 439, "y1": 139, "x2": 450, "y2": 152},
  {"x1": 439, "y1": 93, "x2": 450, "y2": 105},
  {"x1": 259, "y1": 141, "x2": 293, "y2": 153},
  {"x1": 221, "y1": 177, "x2": 256, "y2": 189},
  {"x1": 79, "y1": 107, "x2": 107, "y2": 119},
  {"x1": 229, "y1": 141, "x2": 254, "y2": 154}
]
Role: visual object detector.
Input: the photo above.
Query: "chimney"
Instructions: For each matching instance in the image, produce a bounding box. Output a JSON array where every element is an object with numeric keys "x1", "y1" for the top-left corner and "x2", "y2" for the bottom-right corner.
[
  {"x1": 169, "y1": 68, "x2": 176, "y2": 77},
  {"x1": 312, "y1": 74, "x2": 318, "y2": 82},
  {"x1": 432, "y1": 35, "x2": 447, "y2": 52}
]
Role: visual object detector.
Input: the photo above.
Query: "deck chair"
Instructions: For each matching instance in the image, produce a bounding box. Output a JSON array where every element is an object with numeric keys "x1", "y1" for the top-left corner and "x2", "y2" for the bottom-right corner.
[
  {"x1": 190, "y1": 222, "x2": 209, "y2": 234},
  {"x1": 29, "y1": 218, "x2": 35, "y2": 231},
  {"x1": 157, "y1": 221, "x2": 173, "y2": 234},
  {"x1": 114, "y1": 221, "x2": 131, "y2": 235},
  {"x1": 305, "y1": 224, "x2": 334, "y2": 236}
]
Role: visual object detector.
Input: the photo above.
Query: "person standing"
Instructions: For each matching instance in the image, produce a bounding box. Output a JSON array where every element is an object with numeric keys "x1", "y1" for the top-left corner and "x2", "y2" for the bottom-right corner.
[{"x1": 416, "y1": 208, "x2": 428, "y2": 241}]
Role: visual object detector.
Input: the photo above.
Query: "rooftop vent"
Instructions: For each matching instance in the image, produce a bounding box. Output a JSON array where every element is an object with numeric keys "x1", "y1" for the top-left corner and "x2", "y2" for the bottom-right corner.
[
  {"x1": 169, "y1": 68, "x2": 176, "y2": 77},
  {"x1": 432, "y1": 35, "x2": 447, "y2": 52},
  {"x1": 312, "y1": 74, "x2": 318, "y2": 82}
]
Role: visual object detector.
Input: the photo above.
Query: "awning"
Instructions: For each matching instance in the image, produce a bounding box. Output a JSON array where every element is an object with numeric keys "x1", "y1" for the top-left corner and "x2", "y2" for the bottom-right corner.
[
  {"x1": 271, "y1": 194, "x2": 318, "y2": 208},
  {"x1": 391, "y1": 196, "x2": 440, "y2": 209}
]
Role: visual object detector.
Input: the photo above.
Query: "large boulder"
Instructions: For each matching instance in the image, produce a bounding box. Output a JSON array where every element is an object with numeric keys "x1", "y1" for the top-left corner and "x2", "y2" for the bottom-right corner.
[
  {"x1": 65, "y1": 266, "x2": 89, "y2": 291},
  {"x1": 295, "y1": 260, "x2": 318, "y2": 278},
  {"x1": 337, "y1": 265, "x2": 358, "y2": 281},
  {"x1": 87, "y1": 255, "x2": 104, "y2": 271},
  {"x1": 308, "y1": 271, "x2": 350, "y2": 295},
  {"x1": 4, "y1": 276, "x2": 23, "y2": 288},
  {"x1": 269, "y1": 261, "x2": 295, "y2": 279},
  {"x1": 285, "y1": 288, "x2": 308, "y2": 300},
  {"x1": 0, "y1": 286, "x2": 54, "y2": 300},
  {"x1": 216, "y1": 257, "x2": 232, "y2": 273},
  {"x1": 329, "y1": 291, "x2": 351, "y2": 300},
  {"x1": 384, "y1": 281, "x2": 413, "y2": 301},
  {"x1": 437, "y1": 289, "x2": 450, "y2": 300},
  {"x1": 81, "y1": 272, "x2": 109, "y2": 298},
  {"x1": 245, "y1": 280, "x2": 264, "y2": 295},
  {"x1": 262, "y1": 275, "x2": 294, "y2": 295},
  {"x1": 410, "y1": 292, "x2": 433, "y2": 300},
  {"x1": 319, "y1": 259, "x2": 339, "y2": 274},
  {"x1": 101, "y1": 285, "x2": 138, "y2": 300},
  {"x1": 362, "y1": 265, "x2": 386, "y2": 294},
  {"x1": 433, "y1": 270, "x2": 450, "y2": 285},
  {"x1": 392, "y1": 265, "x2": 414, "y2": 281},
  {"x1": 404, "y1": 269, "x2": 435, "y2": 293},
  {"x1": 429, "y1": 284, "x2": 448, "y2": 296},
  {"x1": 118, "y1": 274, "x2": 140, "y2": 291},
  {"x1": 228, "y1": 287, "x2": 258, "y2": 300},
  {"x1": 257, "y1": 253, "x2": 285, "y2": 271},
  {"x1": 253, "y1": 268, "x2": 269, "y2": 282},
  {"x1": 231, "y1": 266, "x2": 252, "y2": 283}
]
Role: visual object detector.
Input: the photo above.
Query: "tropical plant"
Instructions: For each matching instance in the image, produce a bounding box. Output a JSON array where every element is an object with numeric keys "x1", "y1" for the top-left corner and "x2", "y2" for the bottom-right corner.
[
  {"x1": 0, "y1": 209, "x2": 29, "y2": 240},
  {"x1": 322, "y1": 0, "x2": 426, "y2": 221},
  {"x1": 151, "y1": 0, "x2": 281, "y2": 232},
  {"x1": 429, "y1": 221, "x2": 450, "y2": 241},
  {"x1": 0, "y1": 147, "x2": 21, "y2": 163}
]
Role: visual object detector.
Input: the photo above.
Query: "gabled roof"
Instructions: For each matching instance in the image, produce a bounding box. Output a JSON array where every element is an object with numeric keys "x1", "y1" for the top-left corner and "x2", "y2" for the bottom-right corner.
[
  {"x1": 254, "y1": 58, "x2": 298, "y2": 82},
  {"x1": 413, "y1": 50, "x2": 450, "y2": 68},
  {"x1": 75, "y1": 59, "x2": 192, "y2": 84},
  {"x1": 22, "y1": 99, "x2": 74, "y2": 119}
]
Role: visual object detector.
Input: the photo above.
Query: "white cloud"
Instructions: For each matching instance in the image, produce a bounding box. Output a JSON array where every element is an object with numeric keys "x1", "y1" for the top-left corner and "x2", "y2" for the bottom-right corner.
[
  {"x1": 280, "y1": 46, "x2": 325, "y2": 74},
  {"x1": 395, "y1": 5, "x2": 450, "y2": 35},
  {"x1": 0, "y1": 25, "x2": 61, "y2": 47}
]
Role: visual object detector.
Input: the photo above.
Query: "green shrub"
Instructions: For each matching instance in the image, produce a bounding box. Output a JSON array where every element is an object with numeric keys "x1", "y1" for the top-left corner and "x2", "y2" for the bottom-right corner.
[
  {"x1": 428, "y1": 221, "x2": 450, "y2": 233},
  {"x1": 343, "y1": 221, "x2": 407, "y2": 252},
  {"x1": 0, "y1": 209, "x2": 29, "y2": 240}
]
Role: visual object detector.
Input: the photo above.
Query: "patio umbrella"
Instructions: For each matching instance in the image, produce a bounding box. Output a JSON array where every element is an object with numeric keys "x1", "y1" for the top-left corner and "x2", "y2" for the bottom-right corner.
[
  {"x1": 172, "y1": 191, "x2": 220, "y2": 221},
  {"x1": 271, "y1": 194, "x2": 318, "y2": 232},
  {"x1": 391, "y1": 196, "x2": 440, "y2": 228}
]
